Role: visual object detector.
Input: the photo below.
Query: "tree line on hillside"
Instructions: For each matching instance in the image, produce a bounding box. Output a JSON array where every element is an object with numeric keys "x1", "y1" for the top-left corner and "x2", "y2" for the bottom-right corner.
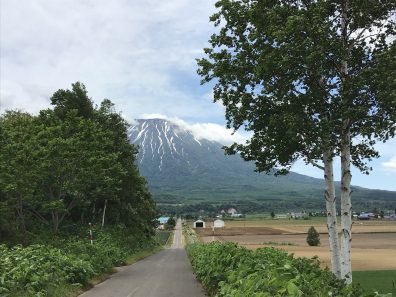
[{"x1": 0, "y1": 82, "x2": 157, "y2": 243}]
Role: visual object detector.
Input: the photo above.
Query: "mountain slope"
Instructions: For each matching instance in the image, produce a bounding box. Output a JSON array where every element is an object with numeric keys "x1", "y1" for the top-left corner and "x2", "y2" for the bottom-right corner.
[{"x1": 128, "y1": 119, "x2": 396, "y2": 212}]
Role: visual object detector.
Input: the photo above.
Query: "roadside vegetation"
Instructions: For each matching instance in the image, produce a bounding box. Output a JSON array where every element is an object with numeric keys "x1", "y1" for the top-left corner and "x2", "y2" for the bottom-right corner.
[
  {"x1": 0, "y1": 227, "x2": 164, "y2": 296},
  {"x1": 190, "y1": 218, "x2": 396, "y2": 295},
  {"x1": 186, "y1": 242, "x2": 370, "y2": 297},
  {"x1": 0, "y1": 83, "x2": 160, "y2": 296}
]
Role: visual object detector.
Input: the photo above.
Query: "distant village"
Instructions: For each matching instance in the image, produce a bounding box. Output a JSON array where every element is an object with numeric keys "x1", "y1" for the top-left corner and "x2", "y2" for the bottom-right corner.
[{"x1": 156, "y1": 207, "x2": 396, "y2": 230}]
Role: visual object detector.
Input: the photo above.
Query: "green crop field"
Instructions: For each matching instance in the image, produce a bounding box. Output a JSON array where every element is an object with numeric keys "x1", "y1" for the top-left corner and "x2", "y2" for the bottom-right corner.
[{"x1": 353, "y1": 270, "x2": 396, "y2": 295}]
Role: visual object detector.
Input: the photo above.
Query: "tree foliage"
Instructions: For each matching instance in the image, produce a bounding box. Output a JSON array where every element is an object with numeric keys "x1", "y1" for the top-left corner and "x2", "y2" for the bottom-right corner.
[
  {"x1": 198, "y1": 0, "x2": 396, "y2": 173},
  {"x1": 0, "y1": 82, "x2": 157, "y2": 239},
  {"x1": 165, "y1": 217, "x2": 176, "y2": 230}
]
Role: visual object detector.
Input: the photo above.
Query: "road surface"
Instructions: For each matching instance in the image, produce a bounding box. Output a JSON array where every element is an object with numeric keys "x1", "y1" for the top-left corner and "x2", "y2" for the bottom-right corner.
[{"x1": 79, "y1": 219, "x2": 205, "y2": 297}]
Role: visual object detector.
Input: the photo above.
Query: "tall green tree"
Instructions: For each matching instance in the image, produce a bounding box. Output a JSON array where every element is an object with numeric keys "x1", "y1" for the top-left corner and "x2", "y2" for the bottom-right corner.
[
  {"x1": 0, "y1": 111, "x2": 40, "y2": 242},
  {"x1": 198, "y1": 0, "x2": 395, "y2": 282},
  {"x1": 35, "y1": 109, "x2": 126, "y2": 232},
  {"x1": 92, "y1": 99, "x2": 158, "y2": 232},
  {"x1": 0, "y1": 82, "x2": 157, "y2": 237}
]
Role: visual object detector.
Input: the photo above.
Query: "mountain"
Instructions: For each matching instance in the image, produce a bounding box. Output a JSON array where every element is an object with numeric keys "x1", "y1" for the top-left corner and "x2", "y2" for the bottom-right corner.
[{"x1": 128, "y1": 118, "x2": 396, "y2": 213}]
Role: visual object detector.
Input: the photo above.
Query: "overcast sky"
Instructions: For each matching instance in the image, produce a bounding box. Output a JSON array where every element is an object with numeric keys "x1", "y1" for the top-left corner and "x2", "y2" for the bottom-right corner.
[{"x1": 1, "y1": 0, "x2": 395, "y2": 191}]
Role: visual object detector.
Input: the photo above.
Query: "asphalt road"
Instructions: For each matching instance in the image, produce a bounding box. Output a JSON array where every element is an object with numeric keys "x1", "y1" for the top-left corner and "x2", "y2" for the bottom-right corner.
[{"x1": 79, "y1": 219, "x2": 205, "y2": 297}]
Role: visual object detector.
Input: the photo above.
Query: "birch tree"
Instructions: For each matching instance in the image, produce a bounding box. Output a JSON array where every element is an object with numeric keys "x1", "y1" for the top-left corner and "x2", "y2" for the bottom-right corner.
[{"x1": 198, "y1": 0, "x2": 396, "y2": 283}]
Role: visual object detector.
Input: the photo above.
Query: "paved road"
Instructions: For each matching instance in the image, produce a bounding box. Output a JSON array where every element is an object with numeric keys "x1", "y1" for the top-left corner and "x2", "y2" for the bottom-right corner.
[{"x1": 79, "y1": 219, "x2": 205, "y2": 297}]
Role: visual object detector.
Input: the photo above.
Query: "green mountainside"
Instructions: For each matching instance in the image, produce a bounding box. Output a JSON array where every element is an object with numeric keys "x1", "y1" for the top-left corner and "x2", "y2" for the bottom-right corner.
[{"x1": 128, "y1": 119, "x2": 396, "y2": 214}]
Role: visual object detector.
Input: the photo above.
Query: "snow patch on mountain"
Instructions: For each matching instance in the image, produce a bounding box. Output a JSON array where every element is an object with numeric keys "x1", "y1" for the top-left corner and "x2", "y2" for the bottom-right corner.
[{"x1": 138, "y1": 113, "x2": 248, "y2": 145}]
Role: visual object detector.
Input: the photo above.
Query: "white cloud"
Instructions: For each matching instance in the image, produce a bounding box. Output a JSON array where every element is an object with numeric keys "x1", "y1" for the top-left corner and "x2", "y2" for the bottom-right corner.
[
  {"x1": 382, "y1": 156, "x2": 396, "y2": 172},
  {"x1": 0, "y1": 0, "x2": 218, "y2": 120},
  {"x1": 140, "y1": 113, "x2": 171, "y2": 120},
  {"x1": 188, "y1": 123, "x2": 247, "y2": 144},
  {"x1": 139, "y1": 113, "x2": 248, "y2": 145}
]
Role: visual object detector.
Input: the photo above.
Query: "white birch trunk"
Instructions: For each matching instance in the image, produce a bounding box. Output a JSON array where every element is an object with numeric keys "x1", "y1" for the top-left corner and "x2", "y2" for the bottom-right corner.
[
  {"x1": 340, "y1": 0, "x2": 352, "y2": 283},
  {"x1": 323, "y1": 149, "x2": 341, "y2": 279},
  {"x1": 340, "y1": 129, "x2": 352, "y2": 283}
]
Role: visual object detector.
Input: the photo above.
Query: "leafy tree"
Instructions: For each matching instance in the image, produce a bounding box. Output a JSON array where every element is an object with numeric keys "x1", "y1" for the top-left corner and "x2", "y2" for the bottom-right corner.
[
  {"x1": 93, "y1": 99, "x2": 158, "y2": 234},
  {"x1": 34, "y1": 109, "x2": 127, "y2": 232},
  {"x1": 165, "y1": 217, "x2": 176, "y2": 230},
  {"x1": 0, "y1": 82, "x2": 157, "y2": 238},
  {"x1": 0, "y1": 111, "x2": 40, "y2": 242},
  {"x1": 307, "y1": 226, "x2": 320, "y2": 246},
  {"x1": 50, "y1": 82, "x2": 94, "y2": 119},
  {"x1": 198, "y1": 0, "x2": 395, "y2": 282}
]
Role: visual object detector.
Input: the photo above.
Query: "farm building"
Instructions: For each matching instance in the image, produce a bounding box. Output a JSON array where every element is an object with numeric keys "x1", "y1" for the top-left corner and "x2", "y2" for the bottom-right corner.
[
  {"x1": 158, "y1": 216, "x2": 170, "y2": 224},
  {"x1": 290, "y1": 212, "x2": 308, "y2": 219},
  {"x1": 193, "y1": 219, "x2": 205, "y2": 228},
  {"x1": 275, "y1": 214, "x2": 289, "y2": 219},
  {"x1": 157, "y1": 216, "x2": 170, "y2": 229},
  {"x1": 213, "y1": 219, "x2": 225, "y2": 228},
  {"x1": 358, "y1": 213, "x2": 370, "y2": 220},
  {"x1": 227, "y1": 208, "x2": 237, "y2": 215}
]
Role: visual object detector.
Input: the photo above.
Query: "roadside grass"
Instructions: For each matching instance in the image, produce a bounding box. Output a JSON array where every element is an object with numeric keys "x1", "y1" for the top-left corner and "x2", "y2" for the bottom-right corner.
[
  {"x1": 353, "y1": 270, "x2": 396, "y2": 295},
  {"x1": 165, "y1": 230, "x2": 174, "y2": 247},
  {"x1": 84, "y1": 232, "x2": 172, "y2": 293},
  {"x1": 80, "y1": 231, "x2": 172, "y2": 296},
  {"x1": 9, "y1": 284, "x2": 82, "y2": 297},
  {"x1": 156, "y1": 230, "x2": 172, "y2": 246},
  {"x1": 125, "y1": 245, "x2": 163, "y2": 265}
]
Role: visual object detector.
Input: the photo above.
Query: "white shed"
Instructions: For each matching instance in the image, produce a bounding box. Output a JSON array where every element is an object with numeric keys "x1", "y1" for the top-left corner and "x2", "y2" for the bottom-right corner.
[
  {"x1": 213, "y1": 219, "x2": 225, "y2": 228},
  {"x1": 193, "y1": 220, "x2": 206, "y2": 228}
]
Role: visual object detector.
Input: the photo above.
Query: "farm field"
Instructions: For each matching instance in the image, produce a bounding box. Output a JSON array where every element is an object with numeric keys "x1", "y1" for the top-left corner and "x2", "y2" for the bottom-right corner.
[
  {"x1": 353, "y1": 270, "x2": 396, "y2": 295},
  {"x1": 195, "y1": 219, "x2": 396, "y2": 271},
  {"x1": 214, "y1": 217, "x2": 396, "y2": 234}
]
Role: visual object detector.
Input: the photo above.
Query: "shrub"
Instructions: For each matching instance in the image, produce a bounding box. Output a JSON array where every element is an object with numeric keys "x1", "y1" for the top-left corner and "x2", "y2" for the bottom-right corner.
[{"x1": 306, "y1": 226, "x2": 320, "y2": 246}]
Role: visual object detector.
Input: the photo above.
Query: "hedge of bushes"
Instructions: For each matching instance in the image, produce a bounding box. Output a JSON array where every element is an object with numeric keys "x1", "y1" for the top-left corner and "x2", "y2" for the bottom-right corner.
[{"x1": 186, "y1": 242, "x2": 369, "y2": 297}]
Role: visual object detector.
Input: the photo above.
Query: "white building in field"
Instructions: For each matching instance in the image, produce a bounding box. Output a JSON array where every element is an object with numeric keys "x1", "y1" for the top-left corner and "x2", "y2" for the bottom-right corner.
[
  {"x1": 290, "y1": 212, "x2": 308, "y2": 219},
  {"x1": 275, "y1": 214, "x2": 289, "y2": 219},
  {"x1": 193, "y1": 219, "x2": 205, "y2": 228},
  {"x1": 213, "y1": 219, "x2": 225, "y2": 228},
  {"x1": 227, "y1": 208, "x2": 237, "y2": 215}
]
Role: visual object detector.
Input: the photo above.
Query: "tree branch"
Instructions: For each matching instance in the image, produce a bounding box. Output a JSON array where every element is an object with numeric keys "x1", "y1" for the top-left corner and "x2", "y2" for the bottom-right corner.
[
  {"x1": 25, "y1": 207, "x2": 49, "y2": 225},
  {"x1": 309, "y1": 160, "x2": 325, "y2": 171},
  {"x1": 59, "y1": 199, "x2": 78, "y2": 225}
]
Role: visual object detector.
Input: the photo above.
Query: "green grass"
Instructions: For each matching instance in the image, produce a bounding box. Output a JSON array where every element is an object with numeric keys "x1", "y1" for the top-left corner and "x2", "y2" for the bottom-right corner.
[
  {"x1": 155, "y1": 230, "x2": 172, "y2": 245},
  {"x1": 353, "y1": 270, "x2": 396, "y2": 295},
  {"x1": 261, "y1": 241, "x2": 296, "y2": 246},
  {"x1": 9, "y1": 284, "x2": 81, "y2": 297}
]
